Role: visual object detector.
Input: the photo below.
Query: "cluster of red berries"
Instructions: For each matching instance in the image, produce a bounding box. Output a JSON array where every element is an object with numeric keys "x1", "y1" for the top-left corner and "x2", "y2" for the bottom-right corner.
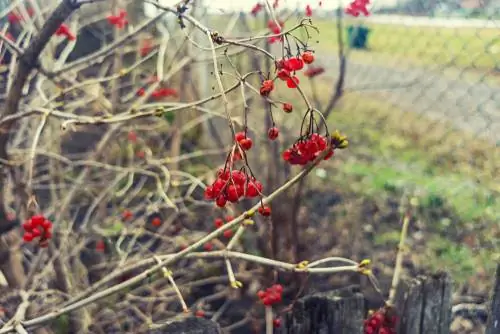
[
  {"x1": 204, "y1": 168, "x2": 263, "y2": 207},
  {"x1": 22, "y1": 215, "x2": 53, "y2": 247},
  {"x1": 55, "y1": 24, "x2": 76, "y2": 41},
  {"x1": 250, "y1": 3, "x2": 263, "y2": 16},
  {"x1": 235, "y1": 131, "x2": 253, "y2": 151},
  {"x1": 214, "y1": 216, "x2": 235, "y2": 238},
  {"x1": 107, "y1": 9, "x2": 128, "y2": 29},
  {"x1": 345, "y1": 0, "x2": 370, "y2": 17},
  {"x1": 260, "y1": 52, "x2": 315, "y2": 95},
  {"x1": 282, "y1": 133, "x2": 333, "y2": 165},
  {"x1": 257, "y1": 284, "x2": 283, "y2": 306},
  {"x1": 364, "y1": 308, "x2": 398, "y2": 334}
]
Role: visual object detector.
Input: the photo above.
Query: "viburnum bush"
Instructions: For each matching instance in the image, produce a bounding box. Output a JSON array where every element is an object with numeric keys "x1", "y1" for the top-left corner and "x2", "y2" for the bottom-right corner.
[{"x1": 0, "y1": 0, "x2": 399, "y2": 333}]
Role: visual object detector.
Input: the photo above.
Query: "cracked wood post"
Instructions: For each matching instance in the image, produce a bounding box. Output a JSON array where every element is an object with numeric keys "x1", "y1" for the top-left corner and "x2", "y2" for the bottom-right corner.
[
  {"x1": 149, "y1": 317, "x2": 222, "y2": 334},
  {"x1": 394, "y1": 271, "x2": 452, "y2": 334},
  {"x1": 277, "y1": 286, "x2": 365, "y2": 334},
  {"x1": 486, "y1": 263, "x2": 500, "y2": 334}
]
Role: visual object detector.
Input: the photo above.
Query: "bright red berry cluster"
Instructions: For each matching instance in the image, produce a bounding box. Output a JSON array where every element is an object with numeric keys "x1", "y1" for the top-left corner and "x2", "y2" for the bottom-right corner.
[
  {"x1": 107, "y1": 9, "x2": 128, "y2": 29},
  {"x1": 55, "y1": 24, "x2": 76, "y2": 41},
  {"x1": 364, "y1": 308, "x2": 398, "y2": 334},
  {"x1": 22, "y1": 215, "x2": 53, "y2": 247},
  {"x1": 273, "y1": 52, "x2": 316, "y2": 90},
  {"x1": 257, "y1": 284, "x2": 283, "y2": 306},
  {"x1": 204, "y1": 168, "x2": 263, "y2": 207},
  {"x1": 282, "y1": 133, "x2": 333, "y2": 165},
  {"x1": 235, "y1": 131, "x2": 253, "y2": 151},
  {"x1": 345, "y1": 0, "x2": 370, "y2": 17}
]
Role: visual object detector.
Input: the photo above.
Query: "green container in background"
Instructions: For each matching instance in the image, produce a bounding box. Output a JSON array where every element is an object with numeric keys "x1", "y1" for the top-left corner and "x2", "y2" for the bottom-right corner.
[{"x1": 347, "y1": 25, "x2": 370, "y2": 49}]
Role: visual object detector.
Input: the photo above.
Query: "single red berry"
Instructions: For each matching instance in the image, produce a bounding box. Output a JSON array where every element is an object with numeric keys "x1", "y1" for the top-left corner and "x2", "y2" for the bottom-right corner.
[
  {"x1": 195, "y1": 310, "x2": 205, "y2": 318},
  {"x1": 96, "y1": 240, "x2": 105, "y2": 252},
  {"x1": 277, "y1": 69, "x2": 290, "y2": 81},
  {"x1": 305, "y1": 4, "x2": 313, "y2": 16},
  {"x1": 286, "y1": 76, "x2": 300, "y2": 88},
  {"x1": 226, "y1": 185, "x2": 240, "y2": 202},
  {"x1": 235, "y1": 131, "x2": 246, "y2": 142},
  {"x1": 41, "y1": 219, "x2": 52, "y2": 229},
  {"x1": 302, "y1": 51, "x2": 315, "y2": 64},
  {"x1": 246, "y1": 181, "x2": 261, "y2": 198},
  {"x1": 23, "y1": 232, "x2": 34, "y2": 242},
  {"x1": 136, "y1": 150, "x2": 145, "y2": 158},
  {"x1": 217, "y1": 168, "x2": 230, "y2": 181},
  {"x1": 258, "y1": 205, "x2": 272, "y2": 217},
  {"x1": 31, "y1": 215, "x2": 45, "y2": 226},
  {"x1": 122, "y1": 210, "x2": 133, "y2": 221},
  {"x1": 152, "y1": 217, "x2": 162, "y2": 226},
  {"x1": 204, "y1": 186, "x2": 215, "y2": 199},
  {"x1": 262, "y1": 296, "x2": 272, "y2": 306},
  {"x1": 214, "y1": 218, "x2": 224, "y2": 228},
  {"x1": 268, "y1": 127, "x2": 279, "y2": 140},
  {"x1": 260, "y1": 80, "x2": 274, "y2": 96},
  {"x1": 239, "y1": 138, "x2": 253, "y2": 150},
  {"x1": 257, "y1": 290, "x2": 266, "y2": 299},
  {"x1": 225, "y1": 215, "x2": 234, "y2": 222},
  {"x1": 273, "y1": 318, "x2": 282, "y2": 328},
  {"x1": 216, "y1": 196, "x2": 227, "y2": 208},
  {"x1": 22, "y1": 221, "x2": 33, "y2": 231},
  {"x1": 283, "y1": 103, "x2": 293, "y2": 113},
  {"x1": 223, "y1": 229, "x2": 233, "y2": 238},
  {"x1": 231, "y1": 171, "x2": 246, "y2": 185},
  {"x1": 203, "y1": 242, "x2": 213, "y2": 251},
  {"x1": 128, "y1": 131, "x2": 137, "y2": 142},
  {"x1": 287, "y1": 57, "x2": 304, "y2": 71},
  {"x1": 31, "y1": 228, "x2": 41, "y2": 238}
]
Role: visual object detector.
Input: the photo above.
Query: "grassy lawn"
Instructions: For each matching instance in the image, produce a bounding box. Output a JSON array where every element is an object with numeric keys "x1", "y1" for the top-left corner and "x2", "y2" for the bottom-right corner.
[{"x1": 311, "y1": 18, "x2": 500, "y2": 83}]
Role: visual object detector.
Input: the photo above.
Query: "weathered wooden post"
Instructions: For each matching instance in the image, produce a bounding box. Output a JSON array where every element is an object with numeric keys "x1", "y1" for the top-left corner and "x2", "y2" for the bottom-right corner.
[
  {"x1": 278, "y1": 285, "x2": 365, "y2": 334},
  {"x1": 394, "y1": 271, "x2": 452, "y2": 334},
  {"x1": 486, "y1": 263, "x2": 500, "y2": 334}
]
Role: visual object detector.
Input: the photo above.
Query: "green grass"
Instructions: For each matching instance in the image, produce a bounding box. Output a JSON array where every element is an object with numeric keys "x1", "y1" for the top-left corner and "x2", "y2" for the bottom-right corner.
[{"x1": 312, "y1": 18, "x2": 500, "y2": 82}]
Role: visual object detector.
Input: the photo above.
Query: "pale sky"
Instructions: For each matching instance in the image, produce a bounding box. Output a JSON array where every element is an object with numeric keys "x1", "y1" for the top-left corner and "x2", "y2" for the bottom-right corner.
[{"x1": 145, "y1": 0, "x2": 398, "y2": 15}]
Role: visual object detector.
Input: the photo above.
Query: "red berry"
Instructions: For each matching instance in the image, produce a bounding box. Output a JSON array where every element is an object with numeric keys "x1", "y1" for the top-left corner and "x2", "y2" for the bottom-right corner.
[
  {"x1": 152, "y1": 217, "x2": 162, "y2": 226},
  {"x1": 41, "y1": 219, "x2": 52, "y2": 229},
  {"x1": 214, "y1": 218, "x2": 224, "y2": 228},
  {"x1": 96, "y1": 240, "x2": 105, "y2": 252},
  {"x1": 223, "y1": 229, "x2": 233, "y2": 238},
  {"x1": 302, "y1": 51, "x2": 315, "y2": 64},
  {"x1": 32, "y1": 228, "x2": 41, "y2": 238},
  {"x1": 257, "y1": 290, "x2": 266, "y2": 299},
  {"x1": 286, "y1": 76, "x2": 300, "y2": 88},
  {"x1": 287, "y1": 57, "x2": 304, "y2": 71},
  {"x1": 283, "y1": 103, "x2": 293, "y2": 113},
  {"x1": 225, "y1": 215, "x2": 234, "y2": 222},
  {"x1": 246, "y1": 181, "x2": 262, "y2": 198},
  {"x1": 23, "y1": 232, "x2": 34, "y2": 242},
  {"x1": 22, "y1": 221, "x2": 33, "y2": 231},
  {"x1": 239, "y1": 138, "x2": 253, "y2": 150},
  {"x1": 258, "y1": 205, "x2": 271, "y2": 217},
  {"x1": 204, "y1": 186, "x2": 215, "y2": 199},
  {"x1": 122, "y1": 210, "x2": 133, "y2": 220},
  {"x1": 136, "y1": 150, "x2": 145, "y2": 158},
  {"x1": 268, "y1": 127, "x2": 279, "y2": 140},
  {"x1": 273, "y1": 318, "x2": 282, "y2": 328},
  {"x1": 31, "y1": 215, "x2": 45, "y2": 227},
  {"x1": 231, "y1": 171, "x2": 246, "y2": 185},
  {"x1": 277, "y1": 69, "x2": 290, "y2": 81},
  {"x1": 128, "y1": 131, "x2": 137, "y2": 142},
  {"x1": 203, "y1": 242, "x2": 213, "y2": 251},
  {"x1": 216, "y1": 196, "x2": 227, "y2": 208},
  {"x1": 235, "y1": 131, "x2": 246, "y2": 142},
  {"x1": 226, "y1": 185, "x2": 239, "y2": 202},
  {"x1": 195, "y1": 310, "x2": 205, "y2": 318},
  {"x1": 260, "y1": 80, "x2": 274, "y2": 96}
]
